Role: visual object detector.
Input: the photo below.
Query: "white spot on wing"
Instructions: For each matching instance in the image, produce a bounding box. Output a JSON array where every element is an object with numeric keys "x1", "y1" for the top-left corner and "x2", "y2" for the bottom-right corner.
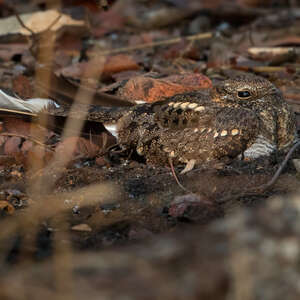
[
  {"x1": 195, "y1": 106, "x2": 205, "y2": 112},
  {"x1": 220, "y1": 130, "x2": 227, "y2": 136},
  {"x1": 188, "y1": 103, "x2": 198, "y2": 109},
  {"x1": 231, "y1": 129, "x2": 239, "y2": 136},
  {"x1": 180, "y1": 102, "x2": 189, "y2": 109}
]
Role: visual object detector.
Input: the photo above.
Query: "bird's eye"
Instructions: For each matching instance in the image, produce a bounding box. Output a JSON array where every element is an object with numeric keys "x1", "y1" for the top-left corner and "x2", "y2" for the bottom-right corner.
[{"x1": 237, "y1": 90, "x2": 251, "y2": 99}]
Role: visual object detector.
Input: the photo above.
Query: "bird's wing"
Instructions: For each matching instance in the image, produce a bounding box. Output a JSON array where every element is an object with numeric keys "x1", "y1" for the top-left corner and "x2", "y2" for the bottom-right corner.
[
  {"x1": 156, "y1": 105, "x2": 260, "y2": 163},
  {"x1": 152, "y1": 91, "x2": 212, "y2": 129}
]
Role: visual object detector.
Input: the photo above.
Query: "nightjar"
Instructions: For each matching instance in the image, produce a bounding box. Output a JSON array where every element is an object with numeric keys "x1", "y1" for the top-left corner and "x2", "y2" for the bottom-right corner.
[
  {"x1": 110, "y1": 74, "x2": 296, "y2": 169},
  {"x1": 0, "y1": 74, "x2": 296, "y2": 170}
]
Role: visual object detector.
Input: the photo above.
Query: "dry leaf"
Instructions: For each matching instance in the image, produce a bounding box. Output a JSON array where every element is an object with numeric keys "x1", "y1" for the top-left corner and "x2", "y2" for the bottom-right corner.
[
  {"x1": 0, "y1": 200, "x2": 15, "y2": 215},
  {"x1": 56, "y1": 137, "x2": 100, "y2": 159},
  {"x1": 119, "y1": 73, "x2": 212, "y2": 103}
]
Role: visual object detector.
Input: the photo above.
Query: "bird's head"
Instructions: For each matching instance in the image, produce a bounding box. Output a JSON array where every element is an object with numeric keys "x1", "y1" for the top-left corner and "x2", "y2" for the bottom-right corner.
[{"x1": 211, "y1": 75, "x2": 282, "y2": 108}]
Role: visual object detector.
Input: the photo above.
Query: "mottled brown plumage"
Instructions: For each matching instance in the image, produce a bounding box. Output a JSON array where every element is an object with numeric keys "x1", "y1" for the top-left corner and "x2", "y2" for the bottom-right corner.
[{"x1": 116, "y1": 74, "x2": 296, "y2": 167}]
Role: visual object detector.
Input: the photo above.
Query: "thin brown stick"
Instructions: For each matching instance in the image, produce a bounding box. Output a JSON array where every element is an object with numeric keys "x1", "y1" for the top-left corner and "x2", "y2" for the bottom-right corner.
[
  {"x1": 259, "y1": 140, "x2": 300, "y2": 190},
  {"x1": 14, "y1": 11, "x2": 35, "y2": 35},
  {"x1": 218, "y1": 140, "x2": 300, "y2": 203},
  {"x1": 45, "y1": 14, "x2": 62, "y2": 31},
  {"x1": 14, "y1": 8, "x2": 62, "y2": 58},
  {"x1": 168, "y1": 157, "x2": 191, "y2": 193},
  {"x1": 91, "y1": 32, "x2": 213, "y2": 56}
]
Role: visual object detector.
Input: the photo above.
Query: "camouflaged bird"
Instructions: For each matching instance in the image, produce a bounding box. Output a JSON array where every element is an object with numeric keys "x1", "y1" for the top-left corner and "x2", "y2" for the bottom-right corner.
[
  {"x1": 0, "y1": 74, "x2": 296, "y2": 170},
  {"x1": 112, "y1": 74, "x2": 296, "y2": 170}
]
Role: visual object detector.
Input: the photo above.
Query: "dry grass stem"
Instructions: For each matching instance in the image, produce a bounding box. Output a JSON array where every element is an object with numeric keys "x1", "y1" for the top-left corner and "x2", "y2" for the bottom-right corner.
[{"x1": 91, "y1": 32, "x2": 213, "y2": 56}]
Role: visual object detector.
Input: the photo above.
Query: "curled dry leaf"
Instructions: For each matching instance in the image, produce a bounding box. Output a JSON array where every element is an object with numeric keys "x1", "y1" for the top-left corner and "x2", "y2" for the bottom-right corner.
[{"x1": 119, "y1": 73, "x2": 212, "y2": 103}]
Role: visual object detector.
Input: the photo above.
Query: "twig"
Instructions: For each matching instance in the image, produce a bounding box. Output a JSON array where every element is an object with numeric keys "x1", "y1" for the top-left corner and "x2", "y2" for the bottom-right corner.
[
  {"x1": 258, "y1": 140, "x2": 300, "y2": 190},
  {"x1": 90, "y1": 32, "x2": 213, "y2": 56},
  {"x1": 14, "y1": 12, "x2": 35, "y2": 35},
  {"x1": 46, "y1": 14, "x2": 62, "y2": 31},
  {"x1": 168, "y1": 157, "x2": 191, "y2": 193},
  {"x1": 218, "y1": 140, "x2": 300, "y2": 203},
  {"x1": 14, "y1": 8, "x2": 62, "y2": 58},
  {"x1": 235, "y1": 65, "x2": 300, "y2": 73}
]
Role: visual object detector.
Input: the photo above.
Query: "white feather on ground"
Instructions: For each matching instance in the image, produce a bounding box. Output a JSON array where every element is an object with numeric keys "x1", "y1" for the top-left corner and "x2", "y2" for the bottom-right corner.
[{"x1": 0, "y1": 89, "x2": 58, "y2": 114}]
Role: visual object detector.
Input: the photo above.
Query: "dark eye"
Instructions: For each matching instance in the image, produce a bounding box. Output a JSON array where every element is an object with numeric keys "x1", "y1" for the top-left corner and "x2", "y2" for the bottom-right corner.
[{"x1": 237, "y1": 90, "x2": 251, "y2": 98}]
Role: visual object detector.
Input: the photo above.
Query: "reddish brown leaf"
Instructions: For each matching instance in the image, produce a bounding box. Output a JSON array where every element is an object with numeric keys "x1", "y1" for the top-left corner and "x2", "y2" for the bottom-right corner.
[
  {"x1": 3, "y1": 118, "x2": 52, "y2": 139},
  {"x1": 21, "y1": 140, "x2": 34, "y2": 153},
  {"x1": 12, "y1": 75, "x2": 33, "y2": 99},
  {"x1": 0, "y1": 44, "x2": 28, "y2": 62},
  {"x1": 0, "y1": 135, "x2": 8, "y2": 148},
  {"x1": 58, "y1": 54, "x2": 140, "y2": 81},
  {"x1": 102, "y1": 54, "x2": 140, "y2": 77},
  {"x1": 56, "y1": 137, "x2": 100, "y2": 159},
  {"x1": 4, "y1": 137, "x2": 21, "y2": 155},
  {"x1": 119, "y1": 73, "x2": 212, "y2": 103}
]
